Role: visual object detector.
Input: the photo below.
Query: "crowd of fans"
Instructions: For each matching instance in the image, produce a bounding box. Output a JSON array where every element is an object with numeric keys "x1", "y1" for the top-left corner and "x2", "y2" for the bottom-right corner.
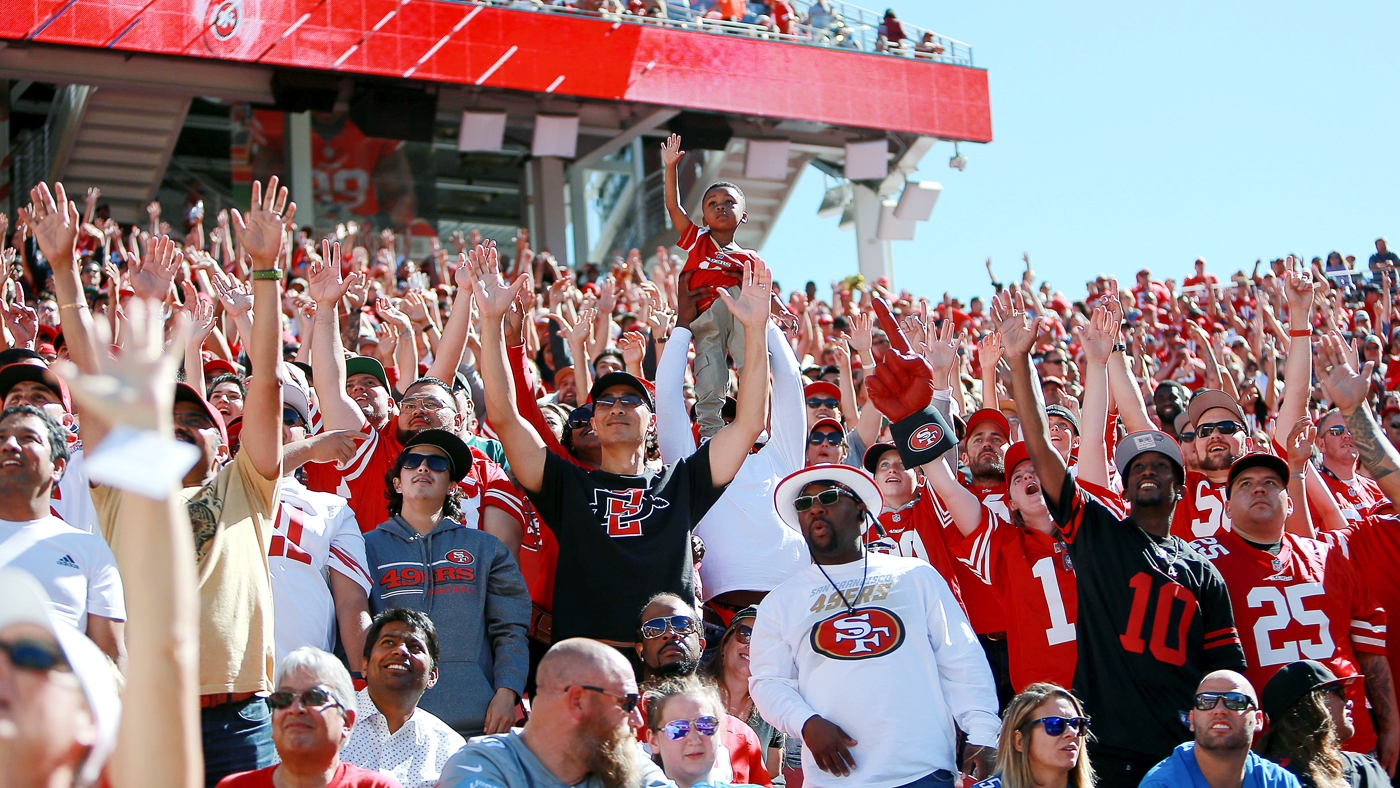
[{"x1": 4, "y1": 127, "x2": 1400, "y2": 788}]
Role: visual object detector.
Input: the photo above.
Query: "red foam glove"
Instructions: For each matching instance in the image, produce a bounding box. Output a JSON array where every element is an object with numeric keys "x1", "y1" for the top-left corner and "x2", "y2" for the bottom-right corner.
[{"x1": 866, "y1": 347, "x2": 936, "y2": 423}]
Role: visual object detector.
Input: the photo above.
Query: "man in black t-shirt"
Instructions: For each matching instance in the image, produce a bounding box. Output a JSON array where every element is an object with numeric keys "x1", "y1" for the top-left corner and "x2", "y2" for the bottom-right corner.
[
  {"x1": 992, "y1": 289, "x2": 1246, "y2": 788},
  {"x1": 469, "y1": 242, "x2": 773, "y2": 648}
]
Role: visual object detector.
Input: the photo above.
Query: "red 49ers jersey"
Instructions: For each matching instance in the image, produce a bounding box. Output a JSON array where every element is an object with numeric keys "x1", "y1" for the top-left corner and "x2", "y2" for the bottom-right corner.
[
  {"x1": 677, "y1": 224, "x2": 762, "y2": 312},
  {"x1": 867, "y1": 479, "x2": 964, "y2": 614},
  {"x1": 1310, "y1": 467, "x2": 1386, "y2": 525},
  {"x1": 251, "y1": 110, "x2": 402, "y2": 220},
  {"x1": 1320, "y1": 514, "x2": 1400, "y2": 719},
  {"x1": 1193, "y1": 530, "x2": 1387, "y2": 754},
  {"x1": 927, "y1": 480, "x2": 1009, "y2": 635},
  {"x1": 1171, "y1": 471, "x2": 1232, "y2": 541},
  {"x1": 955, "y1": 507, "x2": 1078, "y2": 692}
]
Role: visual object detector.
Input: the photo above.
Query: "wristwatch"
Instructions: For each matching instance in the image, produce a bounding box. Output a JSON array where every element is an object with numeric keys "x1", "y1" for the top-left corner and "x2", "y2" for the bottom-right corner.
[{"x1": 1112, "y1": 343, "x2": 1127, "y2": 353}]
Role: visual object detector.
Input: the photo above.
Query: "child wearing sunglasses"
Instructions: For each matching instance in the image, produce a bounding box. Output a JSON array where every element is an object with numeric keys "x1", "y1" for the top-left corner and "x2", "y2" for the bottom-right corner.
[{"x1": 645, "y1": 676, "x2": 758, "y2": 788}]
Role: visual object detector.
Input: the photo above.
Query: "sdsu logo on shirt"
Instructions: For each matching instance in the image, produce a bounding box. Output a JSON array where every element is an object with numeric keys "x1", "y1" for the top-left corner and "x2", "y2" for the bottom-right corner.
[
  {"x1": 810, "y1": 608, "x2": 906, "y2": 660},
  {"x1": 592, "y1": 488, "x2": 670, "y2": 538}
]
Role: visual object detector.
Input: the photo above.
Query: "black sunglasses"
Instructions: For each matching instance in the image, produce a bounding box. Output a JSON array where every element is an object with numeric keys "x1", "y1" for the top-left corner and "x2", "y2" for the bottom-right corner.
[
  {"x1": 1195, "y1": 420, "x2": 1243, "y2": 438},
  {"x1": 1194, "y1": 691, "x2": 1255, "y2": 711},
  {"x1": 571, "y1": 684, "x2": 640, "y2": 712},
  {"x1": 1030, "y1": 715, "x2": 1090, "y2": 736},
  {"x1": 640, "y1": 615, "x2": 698, "y2": 639},
  {"x1": 1389, "y1": 421, "x2": 1400, "y2": 430},
  {"x1": 0, "y1": 638, "x2": 70, "y2": 672},
  {"x1": 793, "y1": 487, "x2": 855, "y2": 512},
  {"x1": 268, "y1": 686, "x2": 342, "y2": 711},
  {"x1": 402, "y1": 452, "x2": 451, "y2": 473},
  {"x1": 282, "y1": 407, "x2": 305, "y2": 427},
  {"x1": 1324, "y1": 425, "x2": 1349, "y2": 437},
  {"x1": 806, "y1": 397, "x2": 839, "y2": 409},
  {"x1": 1178, "y1": 430, "x2": 1196, "y2": 441},
  {"x1": 594, "y1": 394, "x2": 646, "y2": 409},
  {"x1": 808, "y1": 430, "x2": 845, "y2": 446},
  {"x1": 567, "y1": 405, "x2": 594, "y2": 429}
]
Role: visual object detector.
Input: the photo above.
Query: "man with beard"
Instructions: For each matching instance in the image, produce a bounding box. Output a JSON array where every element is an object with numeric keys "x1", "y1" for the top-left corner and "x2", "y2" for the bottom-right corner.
[
  {"x1": 304, "y1": 241, "x2": 524, "y2": 548},
  {"x1": 992, "y1": 288, "x2": 1246, "y2": 788},
  {"x1": 633, "y1": 594, "x2": 771, "y2": 786},
  {"x1": 438, "y1": 638, "x2": 670, "y2": 788},
  {"x1": 343, "y1": 609, "x2": 464, "y2": 788},
  {"x1": 1154, "y1": 381, "x2": 1190, "y2": 441},
  {"x1": 1139, "y1": 671, "x2": 1298, "y2": 788},
  {"x1": 749, "y1": 464, "x2": 999, "y2": 786}
]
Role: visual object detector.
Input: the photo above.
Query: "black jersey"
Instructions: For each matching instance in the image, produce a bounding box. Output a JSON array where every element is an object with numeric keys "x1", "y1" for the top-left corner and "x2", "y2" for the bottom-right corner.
[
  {"x1": 527, "y1": 442, "x2": 727, "y2": 643},
  {"x1": 1048, "y1": 474, "x2": 1246, "y2": 761}
]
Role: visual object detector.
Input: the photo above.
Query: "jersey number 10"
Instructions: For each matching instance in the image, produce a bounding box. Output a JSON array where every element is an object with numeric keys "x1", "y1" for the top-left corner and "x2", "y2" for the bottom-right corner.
[{"x1": 1119, "y1": 572, "x2": 1197, "y2": 667}]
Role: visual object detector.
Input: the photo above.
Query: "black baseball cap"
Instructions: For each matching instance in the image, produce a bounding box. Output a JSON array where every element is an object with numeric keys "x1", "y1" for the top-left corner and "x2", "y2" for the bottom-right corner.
[
  {"x1": 1260, "y1": 659, "x2": 1361, "y2": 721},
  {"x1": 1226, "y1": 453, "x2": 1290, "y2": 498},
  {"x1": 1045, "y1": 404, "x2": 1080, "y2": 435},
  {"x1": 862, "y1": 442, "x2": 899, "y2": 474},
  {"x1": 589, "y1": 371, "x2": 654, "y2": 410},
  {"x1": 400, "y1": 428, "x2": 473, "y2": 483}
]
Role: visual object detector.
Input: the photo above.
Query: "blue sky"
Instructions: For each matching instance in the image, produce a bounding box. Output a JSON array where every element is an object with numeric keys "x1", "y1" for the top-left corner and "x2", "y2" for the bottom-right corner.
[{"x1": 763, "y1": 1, "x2": 1400, "y2": 302}]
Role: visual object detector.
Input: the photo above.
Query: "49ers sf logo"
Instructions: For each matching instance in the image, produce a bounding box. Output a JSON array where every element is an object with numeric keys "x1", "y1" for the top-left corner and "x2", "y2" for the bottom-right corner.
[
  {"x1": 810, "y1": 608, "x2": 905, "y2": 660},
  {"x1": 207, "y1": 0, "x2": 241, "y2": 40},
  {"x1": 444, "y1": 549, "x2": 474, "y2": 565},
  {"x1": 907, "y1": 423, "x2": 944, "y2": 451},
  {"x1": 593, "y1": 488, "x2": 669, "y2": 538}
]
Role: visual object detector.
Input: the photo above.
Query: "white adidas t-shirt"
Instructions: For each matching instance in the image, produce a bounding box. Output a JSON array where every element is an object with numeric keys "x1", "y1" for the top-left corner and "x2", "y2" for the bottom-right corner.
[
  {"x1": 0, "y1": 515, "x2": 125, "y2": 630},
  {"x1": 268, "y1": 476, "x2": 372, "y2": 664}
]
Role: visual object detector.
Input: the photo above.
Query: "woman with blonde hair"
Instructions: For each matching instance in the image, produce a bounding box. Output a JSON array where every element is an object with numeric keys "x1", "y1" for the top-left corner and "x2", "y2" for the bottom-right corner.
[{"x1": 974, "y1": 683, "x2": 1094, "y2": 788}]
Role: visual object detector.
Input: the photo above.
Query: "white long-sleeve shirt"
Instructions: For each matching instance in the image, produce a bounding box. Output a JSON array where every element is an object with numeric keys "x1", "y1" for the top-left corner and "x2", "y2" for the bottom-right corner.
[
  {"x1": 749, "y1": 552, "x2": 1000, "y2": 788},
  {"x1": 656, "y1": 323, "x2": 809, "y2": 597}
]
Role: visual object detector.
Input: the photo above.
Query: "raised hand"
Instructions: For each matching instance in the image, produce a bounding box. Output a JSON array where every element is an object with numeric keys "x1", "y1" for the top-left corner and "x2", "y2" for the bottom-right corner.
[
  {"x1": 21, "y1": 182, "x2": 81, "y2": 268},
  {"x1": 0, "y1": 297, "x2": 38, "y2": 348},
  {"x1": 1284, "y1": 268, "x2": 1315, "y2": 326},
  {"x1": 715, "y1": 257, "x2": 773, "y2": 329},
  {"x1": 182, "y1": 284, "x2": 217, "y2": 346},
  {"x1": 1283, "y1": 416, "x2": 1316, "y2": 475},
  {"x1": 617, "y1": 330, "x2": 647, "y2": 367},
  {"x1": 55, "y1": 298, "x2": 185, "y2": 433},
  {"x1": 1315, "y1": 331, "x2": 1374, "y2": 413},
  {"x1": 463, "y1": 242, "x2": 529, "y2": 319},
  {"x1": 661, "y1": 133, "x2": 685, "y2": 167},
  {"x1": 847, "y1": 311, "x2": 874, "y2": 354},
  {"x1": 990, "y1": 288, "x2": 1040, "y2": 359},
  {"x1": 569, "y1": 307, "x2": 598, "y2": 346},
  {"x1": 130, "y1": 234, "x2": 181, "y2": 302},
  {"x1": 375, "y1": 298, "x2": 413, "y2": 334},
  {"x1": 308, "y1": 240, "x2": 356, "y2": 307},
  {"x1": 977, "y1": 330, "x2": 1003, "y2": 371},
  {"x1": 212, "y1": 272, "x2": 254, "y2": 319},
  {"x1": 1079, "y1": 305, "x2": 1118, "y2": 365},
  {"x1": 401, "y1": 289, "x2": 432, "y2": 328},
  {"x1": 230, "y1": 177, "x2": 295, "y2": 265},
  {"x1": 925, "y1": 319, "x2": 964, "y2": 381}
]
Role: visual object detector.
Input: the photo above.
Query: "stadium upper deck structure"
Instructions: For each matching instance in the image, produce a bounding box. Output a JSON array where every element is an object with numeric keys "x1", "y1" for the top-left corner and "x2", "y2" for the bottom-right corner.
[{"x1": 0, "y1": 0, "x2": 991, "y2": 279}]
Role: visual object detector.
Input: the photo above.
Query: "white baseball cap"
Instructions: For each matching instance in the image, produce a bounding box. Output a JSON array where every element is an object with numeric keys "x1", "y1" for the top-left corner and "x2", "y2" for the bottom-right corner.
[{"x1": 773, "y1": 463, "x2": 884, "y2": 533}]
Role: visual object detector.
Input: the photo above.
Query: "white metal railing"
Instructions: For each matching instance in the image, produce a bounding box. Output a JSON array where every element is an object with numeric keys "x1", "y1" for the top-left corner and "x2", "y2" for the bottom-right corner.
[{"x1": 468, "y1": 0, "x2": 973, "y2": 66}]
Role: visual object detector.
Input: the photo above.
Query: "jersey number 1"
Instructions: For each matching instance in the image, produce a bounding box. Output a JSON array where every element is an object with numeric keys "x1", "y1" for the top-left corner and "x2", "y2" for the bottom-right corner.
[{"x1": 1031, "y1": 557, "x2": 1076, "y2": 646}]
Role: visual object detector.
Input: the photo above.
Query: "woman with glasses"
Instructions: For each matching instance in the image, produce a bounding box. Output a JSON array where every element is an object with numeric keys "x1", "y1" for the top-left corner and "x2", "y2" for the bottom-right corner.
[
  {"x1": 363, "y1": 429, "x2": 531, "y2": 738},
  {"x1": 973, "y1": 683, "x2": 1094, "y2": 788},
  {"x1": 645, "y1": 675, "x2": 758, "y2": 788},
  {"x1": 701, "y1": 607, "x2": 784, "y2": 779},
  {"x1": 1257, "y1": 660, "x2": 1390, "y2": 788},
  {"x1": 219, "y1": 647, "x2": 401, "y2": 788}
]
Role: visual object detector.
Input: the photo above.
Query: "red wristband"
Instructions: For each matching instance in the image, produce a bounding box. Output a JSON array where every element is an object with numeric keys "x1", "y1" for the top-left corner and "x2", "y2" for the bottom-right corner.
[{"x1": 1288, "y1": 328, "x2": 1311, "y2": 338}]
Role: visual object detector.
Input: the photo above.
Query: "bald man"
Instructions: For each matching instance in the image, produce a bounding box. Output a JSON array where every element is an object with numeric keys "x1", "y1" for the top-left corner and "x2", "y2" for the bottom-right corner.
[
  {"x1": 1140, "y1": 670, "x2": 1299, "y2": 788},
  {"x1": 437, "y1": 639, "x2": 669, "y2": 788}
]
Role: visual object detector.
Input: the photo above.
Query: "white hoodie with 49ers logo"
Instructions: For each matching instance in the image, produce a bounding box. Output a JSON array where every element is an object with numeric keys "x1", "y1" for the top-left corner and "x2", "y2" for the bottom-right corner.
[{"x1": 749, "y1": 551, "x2": 999, "y2": 788}]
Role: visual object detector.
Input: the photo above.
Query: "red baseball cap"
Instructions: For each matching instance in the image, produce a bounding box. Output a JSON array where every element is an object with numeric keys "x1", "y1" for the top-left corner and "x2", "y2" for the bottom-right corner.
[
  {"x1": 174, "y1": 382, "x2": 229, "y2": 446},
  {"x1": 964, "y1": 408, "x2": 1010, "y2": 441},
  {"x1": 1003, "y1": 441, "x2": 1032, "y2": 477},
  {"x1": 203, "y1": 358, "x2": 240, "y2": 380},
  {"x1": 804, "y1": 381, "x2": 841, "y2": 402},
  {"x1": 0, "y1": 363, "x2": 72, "y2": 413},
  {"x1": 809, "y1": 417, "x2": 845, "y2": 435}
]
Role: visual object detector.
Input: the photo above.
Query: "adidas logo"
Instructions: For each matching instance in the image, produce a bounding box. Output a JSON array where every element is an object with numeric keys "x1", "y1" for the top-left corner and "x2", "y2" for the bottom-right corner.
[{"x1": 56, "y1": 554, "x2": 79, "y2": 569}]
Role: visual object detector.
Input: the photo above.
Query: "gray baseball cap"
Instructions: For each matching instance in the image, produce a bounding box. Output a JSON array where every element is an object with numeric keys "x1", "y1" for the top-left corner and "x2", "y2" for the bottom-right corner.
[{"x1": 1114, "y1": 430, "x2": 1184, "y2": 476}]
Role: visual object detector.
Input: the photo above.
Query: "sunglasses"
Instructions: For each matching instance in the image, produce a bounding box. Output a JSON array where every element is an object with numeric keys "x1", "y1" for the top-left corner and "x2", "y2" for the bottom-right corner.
[
  {"x1": 1324, "y1": 425, "x2": 1349, "y2": 437},
  {"x1": 640, "y1": 615, "x2": 698, "y2": 639},
  {"x1": 658, "y1": 715, "x2": 721, "y2": 741},
  {"x1": 0, "y1": 638, "x2": 70, "y2": 672},
  {"x1": 808, "y1": 430, "x2": 845, "y2": 446},
  {"x1": 806, "y1": 397, "x2": 839, "y2": 409},
  {"x1": 594, "y1": 394, "x2": 646, "y2": 409},
  {"x1": 730, "y1": 625, "x2": 753, "y2": 644},
  {"x1": 793, "y1": 487, "x2": 855, "y2": 512},
  {"x1": 267, "y1": 686, "x2": 342, "y2": 711},
  {"x1": 1178, "y1": 430, "x2": 1196, "y2": 442},
  {"x1": 567, "y1": 406, "x2": 594, "y2": 430},
  {"x1": 1030, "y1": 716, "x2": 1090, "y2": 737},
  {"x1": 572, "y1": 684, "x2": 640, "y2": 712},
  {"x1": 1194, "y1": 691, "x2": 1255, "y2": 711},
  {"x1": 401, "y1": 452, "x2": 451, "y2": 473},
  {"x1": 1195, "y1": 420, "x2": 1243, "y2": 438},
  {"x1": 1389, "y1": 421, "x2": 1400, "y2": 430},
  {"x1": 282, "y1": 407, "x2": 305, "y2": 427}
]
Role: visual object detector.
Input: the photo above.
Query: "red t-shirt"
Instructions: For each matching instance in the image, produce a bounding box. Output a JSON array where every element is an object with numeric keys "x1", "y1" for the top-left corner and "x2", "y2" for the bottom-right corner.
[
  {"x1": 1310, "y1": 466, "x2": 1386, "y2": 526},
  {"x1": 677, "y1": 224, "x2": 763, "y2": 312},
  {"x1": 304, "y1": 422, "x2": 523, "y2": 534},
  {"x1": 217, "y1": 763, "x2": 401, "y2": 788},
  {"x1": 770, "y1": 0, "x2": 795, "y2": 33},
  {"x1": 928, "y1": 480, "x2": 1009, "y2": 635},
  {"x1": 1193, "y1": 530, "x2": 1386, "y2": 753},
  {"x1": 1321, "y1": 514, "x2": 1400, "y2": 715},
  {"x1": 1171, "y1": 471, "x2": 1232, "y2": 541},
  {"x1": 866, "y1": 479, "x2": 965, "y2": 613}
]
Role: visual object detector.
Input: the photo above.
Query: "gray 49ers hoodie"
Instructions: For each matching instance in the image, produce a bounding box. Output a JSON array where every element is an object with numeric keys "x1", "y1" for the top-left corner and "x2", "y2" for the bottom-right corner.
[{"x1": 364, "y1": 515, "x2": 530, "y2": 735}]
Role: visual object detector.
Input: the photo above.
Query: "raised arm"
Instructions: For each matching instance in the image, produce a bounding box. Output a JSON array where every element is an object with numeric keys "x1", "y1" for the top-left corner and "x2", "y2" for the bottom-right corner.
[
  {"x1": 227, "y1": 177, "x2": 291, "y2": 481},
  {"x1": 921, "y1": 446, "x2": 985, "y2": 536},
  {"x1": 1277, "y1": 268, "x2": 1316, "y2": 431},
  {"x1": 1281, "y1": 417, "x2": 1316, "y2": 538},
  {"x1": 705, "y1": 257, "x2": 773, "y2": 487},
  {"x1": 1316, "y1": 333, "x2": 1400, "y2": 504},
  {"x1": 660, "y1": 134, "x2": 695, "y2": 238},
  {"x1": 25, "y1": 183, "x2": 101, "y2": 375},
  {"x1": 466, "y1": 242, "x2": 548, "y2": 493},
  {"x1": 992, "y1": 289, "x2": 1069, "y2": 509},
  {"x1": 1076, "y1": 304, "x2": 1115, "y2": 488},
  {"x1": 307, "y1": 240, "x2": 369, "y2": 432},
  {"x1": 426, "y1": 259, "x2": 476, "y2": 383}
]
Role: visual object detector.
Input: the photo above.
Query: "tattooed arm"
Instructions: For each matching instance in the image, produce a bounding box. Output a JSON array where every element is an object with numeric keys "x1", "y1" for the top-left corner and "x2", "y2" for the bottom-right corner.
[
  {"x1": 1359, "y1": 652, "x2": 1399, "y2": 775},
  {"x1": 1315, "y1": 332, "x2": 1400, "y2": 502}
]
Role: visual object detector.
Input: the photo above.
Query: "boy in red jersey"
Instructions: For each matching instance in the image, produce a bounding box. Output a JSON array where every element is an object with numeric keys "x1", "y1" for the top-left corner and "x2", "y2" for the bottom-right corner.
[{"x1": 662, "y1": 133, "x2": 765, "y2": 439}]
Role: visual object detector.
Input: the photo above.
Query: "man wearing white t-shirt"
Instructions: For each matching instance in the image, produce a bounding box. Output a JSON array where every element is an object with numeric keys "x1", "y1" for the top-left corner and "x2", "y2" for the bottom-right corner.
[
  {"x1": 276, "y1": 381, "x2": 373, "y2": 672},
  {"x1": 750, "y1": 465, "x2": 998, "y2": 788},
  {"x1": 0, "y1": 405, "x2": 125, "y2": 667},
  {"x1": 0, "y1": 362, "x2": 101, "y2": 534}
]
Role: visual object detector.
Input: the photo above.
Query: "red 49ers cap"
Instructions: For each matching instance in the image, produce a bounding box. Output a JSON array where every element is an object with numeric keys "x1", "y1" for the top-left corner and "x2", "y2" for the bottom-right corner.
[{"x1": 964, "y1": 408, "x2": 1010, "y2": 441}]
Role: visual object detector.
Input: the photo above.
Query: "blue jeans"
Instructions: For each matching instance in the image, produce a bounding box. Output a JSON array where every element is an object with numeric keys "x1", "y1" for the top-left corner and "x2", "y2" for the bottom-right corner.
[
  {"x1": 201, "y1": 697, "x2": 275, "y2": 788},
  {"x1": 894, "y1": 770, "x2": 956, "y2": 788}
]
